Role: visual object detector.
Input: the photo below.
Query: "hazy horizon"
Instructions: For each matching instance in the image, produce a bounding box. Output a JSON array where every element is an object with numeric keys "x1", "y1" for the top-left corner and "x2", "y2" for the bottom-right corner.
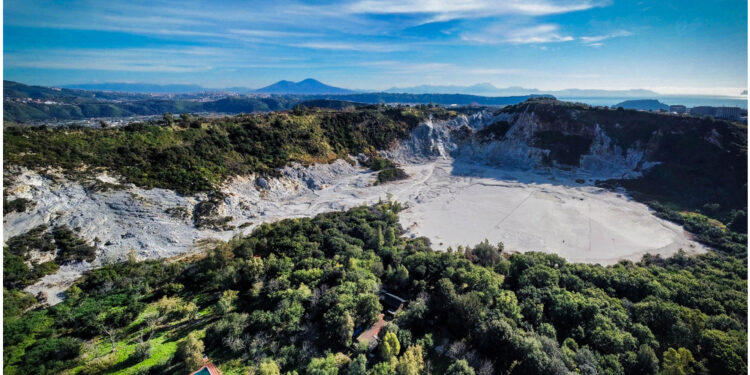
[{"x1": 4, "y1": 0, "x2": 748, "y2": 96}]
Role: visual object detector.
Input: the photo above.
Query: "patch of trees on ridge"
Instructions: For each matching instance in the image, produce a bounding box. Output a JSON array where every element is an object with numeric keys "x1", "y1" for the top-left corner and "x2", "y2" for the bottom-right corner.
[{"x1": 4, "y1": 106, "x2": 451, "y2": 194}]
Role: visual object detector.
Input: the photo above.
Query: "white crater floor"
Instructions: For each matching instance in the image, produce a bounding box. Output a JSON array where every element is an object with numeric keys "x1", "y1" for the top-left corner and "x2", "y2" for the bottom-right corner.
[{"x1": 394, "y1": 160, "x2": 704, "y2": 264}]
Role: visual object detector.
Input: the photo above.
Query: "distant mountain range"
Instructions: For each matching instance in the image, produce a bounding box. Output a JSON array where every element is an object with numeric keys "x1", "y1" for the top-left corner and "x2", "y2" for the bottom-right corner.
[
  {"x1": 63, "y1": 79, "x2": 356, "y2": 95},
  {"x1": 385, "y1": 83, "x2": 659, "y2": 98},
  {"x1": 61, "y1": 79, "x2": 662, "y2": 97},
  {"x1": 254, "y1": 79, "x2": 355, "y2": 94}
]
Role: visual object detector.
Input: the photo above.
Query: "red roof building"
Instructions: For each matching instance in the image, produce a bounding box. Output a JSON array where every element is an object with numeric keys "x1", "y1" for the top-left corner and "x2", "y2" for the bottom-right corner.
[{"x1": 356, "y1": 314, "x2": 386, "y2": 345}]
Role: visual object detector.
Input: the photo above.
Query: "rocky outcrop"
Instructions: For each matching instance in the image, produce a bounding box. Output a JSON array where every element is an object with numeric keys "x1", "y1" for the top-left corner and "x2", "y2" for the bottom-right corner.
[{"x1": 392, "y1": 108, "x2": 659, "y2": 180}]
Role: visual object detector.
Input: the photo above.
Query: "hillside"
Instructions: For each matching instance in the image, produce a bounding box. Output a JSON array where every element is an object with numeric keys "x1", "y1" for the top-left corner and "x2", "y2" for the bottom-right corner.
[
  {"x1": 4, "y1": 80, "x2": 152, "y2": 102},
  {"x1": 613, "y1": 99, "x2": 669, "y2": 111},
  {"x1": 4, "y1": 106, "x2": 451, "y2": 193},
  {"x1": 3, "y1": 81, "x2": 543, "y2": 123}
]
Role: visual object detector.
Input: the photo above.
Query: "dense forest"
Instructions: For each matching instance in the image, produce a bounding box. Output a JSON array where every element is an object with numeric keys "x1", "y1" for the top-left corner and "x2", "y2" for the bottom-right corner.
[
  {"x1": 4, "y1": 106, "x2": 442, "y2": 193},
  {"x1": 3, "y1": 203, "x2": 747, "y2": 374}
]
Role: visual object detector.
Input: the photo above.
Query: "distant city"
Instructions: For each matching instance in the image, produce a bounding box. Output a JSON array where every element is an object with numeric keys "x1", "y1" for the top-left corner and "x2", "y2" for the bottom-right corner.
[{"x1": 609, "y1": 99, "x2": 747, "y2": 123}]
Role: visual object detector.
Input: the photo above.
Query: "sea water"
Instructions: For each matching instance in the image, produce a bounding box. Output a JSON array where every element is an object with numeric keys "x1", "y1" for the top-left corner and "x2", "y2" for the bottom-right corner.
[{"x1": 559, "y1": 96, "x2": 748, "y2": 109}]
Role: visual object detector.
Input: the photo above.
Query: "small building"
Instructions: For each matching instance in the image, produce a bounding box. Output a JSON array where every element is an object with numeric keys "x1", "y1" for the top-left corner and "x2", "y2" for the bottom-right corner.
[
  {"x1": 715, "y1": 107, "x2": 743, "y2": 121},
  {"x1": 355, "y1": 313, "x2": 387, "y2": 346},
  {"x1": 689, "y1": 106, "x2": 717, "y2": 117},
  {"x1": 380, "y1": 291, "x2": 406, "y2": 316}
]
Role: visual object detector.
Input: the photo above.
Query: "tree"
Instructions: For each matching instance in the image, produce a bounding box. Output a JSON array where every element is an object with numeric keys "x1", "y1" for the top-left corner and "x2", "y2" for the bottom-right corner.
[
  {"x1": 331, "y1": 311, "x2": 355, "y2": 347},
  {"x1": 576, "y1": 347, "x2": 598, "y2": 375},
  {"x1": 95, "y1": 311, "x2": 120, "y2": 353},
  {"x1": 307, "y1": 354, "x2": 339, "y2": 375},
  {"x1": 395, "y1": 345, "x2": 424, "y2": 375},
  {"x1": 177, "y1": 332, "x2": 204, "y2": 371},
  {"x1": 356, "y1": 294, "x2": 382, "y2": 327},
  {"x1": 216, "y1": 289, "x2": 239, "y2": 315},
  {"x1": 379, "y1": 332, "x2": 401, "y2": 360},
  {"x1": 376, "y1": 226, "x2": 385, "y2": 249},
  {"x1": 660, "y1": 347, "x2": 695, "y2": 375},
  {"x1": 384, "y1": 227, "x2": 396, "y2": 246},
  {"x1": 471, "y1": 240, "x2": 503, "y2": 267},
  {"x1": 163, "y1": 112, "x2": 175, "y2": 126},
  {"x1": 155, "y1": 295, "x2": 179, "y2": 319},
  {"x1": 634, "y1": 345, "x2": 659, "y2": 375},
  {"x1": 346, "y1": 354, "x2": 367, "y2": 375},
  {"x1": 700, "y1": 330, "x2": 747, "y2": 375},
  {"x1": 538, "y1": 323, "x2": 556, "y2": 339},
  {"x1": 184, "y1": 301, "x2": 199, "y2": 321},
  {"x1": 371, "y1": 362, "x2": 396, "y2": 375},
  {"x1": 132, "y1": 340, "x2": 152, "y2": 362},
  {"x1": 258, "y1": 359, "x2": 281, "y2": 375},
  {"x1": 445, "y1": 360, "x2": 475, "y2": 375},
  {"x1": 293, "y1": 104, "x2": 307, "y2": 116}
]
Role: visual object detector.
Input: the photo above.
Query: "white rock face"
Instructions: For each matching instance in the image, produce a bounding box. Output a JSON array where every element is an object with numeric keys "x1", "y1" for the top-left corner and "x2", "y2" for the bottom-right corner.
[{"x1": 4, "y1": 112, "x2": 704, "y2": 304}]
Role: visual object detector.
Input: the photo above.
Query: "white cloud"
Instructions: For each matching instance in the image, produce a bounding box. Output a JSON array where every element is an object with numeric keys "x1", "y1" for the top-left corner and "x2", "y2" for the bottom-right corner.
[
  {"x1": 5, "y1": 47, "x2": 225, "y2": 72},
  {"x1": 580, "y1": 30, "x2": 633, "y2": 45},
  {"x1": 288, "y1": 41, "x2": 407, "y2": 52},
  {"x1": 464, "y1": 68, "x2": 530, "y2": 75},
  {"x1": 462, "y1": 24, "x2": 574, "y2": 44},
  {"x1": 228, "y1": 29, "x2": 319, "y2": 38},
  {"x1": 346, "y1": 0, "x2": 609, "y2": 20}
]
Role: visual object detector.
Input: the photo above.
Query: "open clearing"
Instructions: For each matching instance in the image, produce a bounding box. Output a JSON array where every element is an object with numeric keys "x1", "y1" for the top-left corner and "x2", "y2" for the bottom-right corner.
[{"x1": 394, "y1": 160, "x2": 704, "y2": 264}]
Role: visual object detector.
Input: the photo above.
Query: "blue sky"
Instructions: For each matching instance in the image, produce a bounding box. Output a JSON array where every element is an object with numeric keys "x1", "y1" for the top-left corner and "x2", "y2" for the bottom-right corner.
[{"x1": 4, "y1": 0, "x2": 748, "y2": 95}]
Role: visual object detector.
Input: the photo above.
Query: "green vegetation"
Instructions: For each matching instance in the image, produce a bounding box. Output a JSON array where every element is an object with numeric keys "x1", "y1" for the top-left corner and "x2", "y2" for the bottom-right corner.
[
  {"x1": 4, "y1": 203, "x2": 746, "y2": 374},
  {"x1": 4, "y1": 225, "x2": 95, "y2": 290},
  {"x1": 532, "y1": 131, "x2": 593, "y2": 166},
  {"x1": 3, "y1": 197, "x2": 34, "y2": 215},
  {"x1": 362, "y1": 157, "x2": 409, "y2": 185},
  {"x1": 475, "y1": 120, "x2": 511, "y2": 143},
  {"x1": 5, "y1": 106, "x2": 449, "y2": 194}
]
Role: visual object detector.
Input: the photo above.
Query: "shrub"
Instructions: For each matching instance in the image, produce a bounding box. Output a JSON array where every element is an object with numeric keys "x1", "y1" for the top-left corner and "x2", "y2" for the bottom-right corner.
[{"x1": 177, "y1": 333, "x2": 204, "y2": 371}]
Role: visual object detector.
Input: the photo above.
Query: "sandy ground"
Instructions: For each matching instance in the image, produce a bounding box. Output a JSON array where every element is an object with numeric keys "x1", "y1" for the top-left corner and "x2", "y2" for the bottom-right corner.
[{"x1": 394, "y1": 160, "x2": 703, "y2": 263}]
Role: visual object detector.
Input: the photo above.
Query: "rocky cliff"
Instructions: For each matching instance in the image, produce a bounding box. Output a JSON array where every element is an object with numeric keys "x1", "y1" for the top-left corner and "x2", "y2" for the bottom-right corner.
[{"x1": 391, "y1": 101, "x2": 661, "y2": 181}]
